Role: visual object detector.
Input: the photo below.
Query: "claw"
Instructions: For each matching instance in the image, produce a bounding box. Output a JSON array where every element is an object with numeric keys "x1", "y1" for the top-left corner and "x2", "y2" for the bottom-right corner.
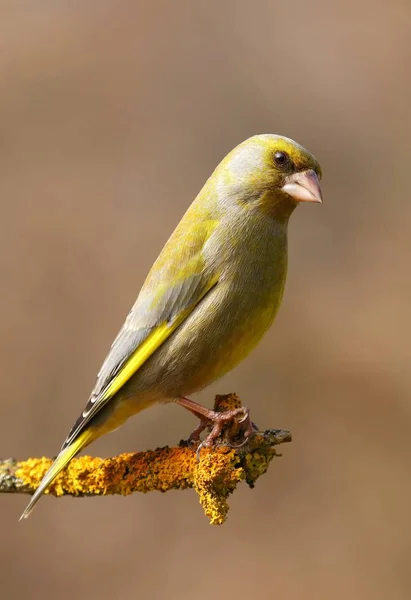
[
  {"x1": 237, "y1": 409, "x2": 249, "y2": 424},
  {"x1": 196, "y1": 443, "x2": 203, "y2": 461},
  {"x1": 228, "y1": 434, "x2": 252, "y2": 449},
  {"x1": 176, "y1": 396, "x2": 256, "y2": 457}
]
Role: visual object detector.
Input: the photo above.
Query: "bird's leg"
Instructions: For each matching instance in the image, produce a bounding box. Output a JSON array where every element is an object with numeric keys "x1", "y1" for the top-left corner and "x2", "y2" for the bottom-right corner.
[
  {"x1": 184, "y1": 418, "x2": 208, "y2": 443},
  {"x1": 176, "y1": 396, "x2": 255, "y2": 456}
]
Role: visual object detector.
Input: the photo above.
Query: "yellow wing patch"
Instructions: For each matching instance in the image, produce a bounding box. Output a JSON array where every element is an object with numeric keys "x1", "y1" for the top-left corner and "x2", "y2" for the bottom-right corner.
[{"x1": 101, "y1": 279, "x2": 218, "y2": 403}]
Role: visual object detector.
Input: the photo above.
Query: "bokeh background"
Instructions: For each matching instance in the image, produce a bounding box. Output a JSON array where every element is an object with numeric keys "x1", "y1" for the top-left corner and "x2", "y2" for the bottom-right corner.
[{"x1": 1, "y1": 2, "x2": 410, "y2": 599}]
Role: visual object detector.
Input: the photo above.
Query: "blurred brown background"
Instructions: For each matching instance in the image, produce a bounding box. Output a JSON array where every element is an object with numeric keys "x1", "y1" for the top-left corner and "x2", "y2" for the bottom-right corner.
[{"x1": 1, "y1": 1, "x2": 410, "y2": 599}]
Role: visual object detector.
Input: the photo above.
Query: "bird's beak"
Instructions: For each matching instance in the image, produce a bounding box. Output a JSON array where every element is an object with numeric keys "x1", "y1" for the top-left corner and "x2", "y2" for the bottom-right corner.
[{"x1": 281, "y1": 170, "x2": 323, "y2": 203}]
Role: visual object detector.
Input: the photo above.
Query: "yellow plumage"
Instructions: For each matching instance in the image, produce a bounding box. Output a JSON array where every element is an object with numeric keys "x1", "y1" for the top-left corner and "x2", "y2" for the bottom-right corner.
[{"x1": 20, "y1": 133, "x2": 322, "y2": 519}]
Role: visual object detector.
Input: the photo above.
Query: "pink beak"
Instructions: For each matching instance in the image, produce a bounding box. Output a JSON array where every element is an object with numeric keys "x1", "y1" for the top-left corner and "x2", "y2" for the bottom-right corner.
[{"x1": 281, "y1": 169, "x2": 323, "y2": 203}]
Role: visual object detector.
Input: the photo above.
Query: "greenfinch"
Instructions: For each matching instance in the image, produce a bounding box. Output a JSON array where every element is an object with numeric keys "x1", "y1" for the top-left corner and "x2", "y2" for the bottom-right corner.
[{"x1": 20, "y1": 134, "x2": 322, "y2": 519}]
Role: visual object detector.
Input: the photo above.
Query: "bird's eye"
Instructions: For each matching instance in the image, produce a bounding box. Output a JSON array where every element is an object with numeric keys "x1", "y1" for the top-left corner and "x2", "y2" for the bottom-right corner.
[{"x1": 274, "y1": 151, "x2": 289, "y2": 167}]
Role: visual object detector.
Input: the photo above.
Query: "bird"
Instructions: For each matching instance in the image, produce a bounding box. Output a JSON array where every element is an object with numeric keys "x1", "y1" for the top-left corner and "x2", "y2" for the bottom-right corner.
[{"x1": 20, "y1": 133, "x2": 322, "y2": 519}]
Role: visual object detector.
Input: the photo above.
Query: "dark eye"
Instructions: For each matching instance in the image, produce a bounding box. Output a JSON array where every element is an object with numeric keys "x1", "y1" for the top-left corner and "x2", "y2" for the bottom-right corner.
[{"x1": 274, "y1": 151, "x2": 289, "y2": 167}]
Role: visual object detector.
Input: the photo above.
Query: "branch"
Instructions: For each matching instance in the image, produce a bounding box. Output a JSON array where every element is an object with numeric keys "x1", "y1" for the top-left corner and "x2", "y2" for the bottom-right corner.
[{"x1": 0, "y1": 394, "x2": 291, "y2": 525}]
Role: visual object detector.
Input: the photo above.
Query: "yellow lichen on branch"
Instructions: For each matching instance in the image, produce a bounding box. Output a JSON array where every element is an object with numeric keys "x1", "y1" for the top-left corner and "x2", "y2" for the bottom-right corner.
[{"x1": 1, "y1": 395, "x2": 291, "y2": 525}]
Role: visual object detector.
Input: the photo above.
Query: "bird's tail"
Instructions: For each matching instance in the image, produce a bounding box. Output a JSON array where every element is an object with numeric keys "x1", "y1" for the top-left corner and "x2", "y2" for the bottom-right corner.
[{"x1": 19, "y1": 428, "x2": 93, "y2": 520}]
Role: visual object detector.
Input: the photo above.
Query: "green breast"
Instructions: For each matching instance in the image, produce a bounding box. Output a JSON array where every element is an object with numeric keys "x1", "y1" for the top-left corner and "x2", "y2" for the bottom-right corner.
[
  {"x1": 129, "y1": 211, "x2": 289, "y2": 398},
  {"x1": 164, "y1": 213, "x2": 289, "y2": 395}
]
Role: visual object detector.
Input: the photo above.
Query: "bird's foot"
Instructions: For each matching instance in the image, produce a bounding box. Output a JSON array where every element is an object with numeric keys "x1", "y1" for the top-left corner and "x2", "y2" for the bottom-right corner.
[{"x1": 176, "y1": 396, "x2": 257, "y2": 459}]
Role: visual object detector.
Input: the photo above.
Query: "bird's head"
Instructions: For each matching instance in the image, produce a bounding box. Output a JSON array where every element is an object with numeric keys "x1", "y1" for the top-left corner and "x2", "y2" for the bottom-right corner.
[{"x1": 216, "y1": 134, "x2": 322, "y2": 220}]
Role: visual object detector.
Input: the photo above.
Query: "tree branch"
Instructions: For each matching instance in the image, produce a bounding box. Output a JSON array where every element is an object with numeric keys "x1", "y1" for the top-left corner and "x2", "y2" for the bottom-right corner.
[{"x1": 0, "y1": 394, "x2": 291, "y2": 525}]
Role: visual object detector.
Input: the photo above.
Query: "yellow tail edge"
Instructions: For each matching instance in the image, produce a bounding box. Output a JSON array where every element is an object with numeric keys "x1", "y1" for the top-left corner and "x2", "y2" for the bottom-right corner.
[{"x1": 19, "y1": 429, "x2": 93, "y2": 521}]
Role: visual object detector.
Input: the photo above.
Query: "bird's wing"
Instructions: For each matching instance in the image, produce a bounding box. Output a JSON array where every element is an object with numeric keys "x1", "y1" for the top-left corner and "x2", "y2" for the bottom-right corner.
[{"x1": 62, "y1": 217, "x2": 219, "y2": 449}]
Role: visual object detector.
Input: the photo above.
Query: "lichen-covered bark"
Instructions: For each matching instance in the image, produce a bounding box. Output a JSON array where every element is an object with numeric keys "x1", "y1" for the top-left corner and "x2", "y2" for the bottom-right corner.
[{"x1": 0, "y1": 395, "x2": 291, "y2": 525}]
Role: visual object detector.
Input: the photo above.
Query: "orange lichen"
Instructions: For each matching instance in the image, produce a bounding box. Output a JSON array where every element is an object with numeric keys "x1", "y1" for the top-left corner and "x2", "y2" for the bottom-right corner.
[
  {"x1": 15, "y1": 446, "x2": 244, "y2": 524},
  {"x1": 11, "y1": 394, "x2": 291, "y2": 525}
]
